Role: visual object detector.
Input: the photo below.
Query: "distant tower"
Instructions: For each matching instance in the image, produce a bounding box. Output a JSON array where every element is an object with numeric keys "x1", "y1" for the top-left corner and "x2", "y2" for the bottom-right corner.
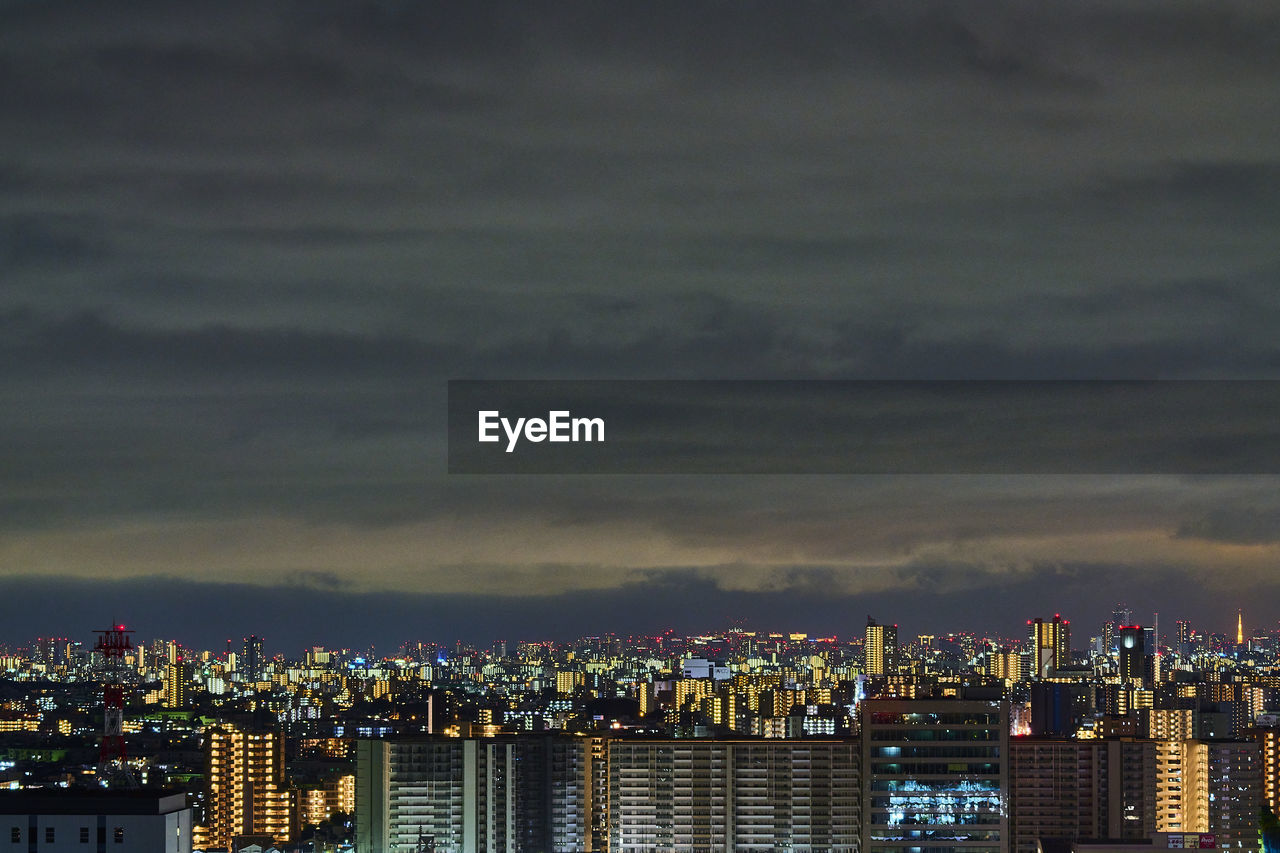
[
  {"x1": 1118, "y1": 625, "x2": 1148, "y2": 686},
  {"x1": 864, "y1": 617, "x2": 899, "y2": 676},
  {"x1": 1175, "y1": 620, "x2": 1192, "y2": 657},
  {"x1": 1237, "y1": 610, "x2": 1244, "y2": 645},
  {"x1": 1028, "y1": 614, "x2": 1071, "y2": 679},
  {"x1": 94, "y1": 623, "x2": 134, "y2": 769},
  {"x1": 243, "y1": 634, "x2": 264, "y2": 681}
]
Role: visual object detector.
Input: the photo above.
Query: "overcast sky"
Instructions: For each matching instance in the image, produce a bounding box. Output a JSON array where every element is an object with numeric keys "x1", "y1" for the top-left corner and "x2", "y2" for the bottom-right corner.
[{"x1": 2, "y1": 0, "x2": 1279, "y2": 653}]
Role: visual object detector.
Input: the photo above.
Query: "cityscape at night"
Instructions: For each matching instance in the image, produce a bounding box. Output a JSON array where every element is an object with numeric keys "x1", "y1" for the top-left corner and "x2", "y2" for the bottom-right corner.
[
  {"x1": 3, "y1": 609, "x2": 1280, "y2": 851},
  {"x1": 4, "y1": 0, "x2": 1280, "y2": 851}
]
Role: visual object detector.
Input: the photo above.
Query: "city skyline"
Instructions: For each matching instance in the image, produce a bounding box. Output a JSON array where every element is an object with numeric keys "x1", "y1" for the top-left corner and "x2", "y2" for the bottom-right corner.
[
  {"x1": 4, "y1": 2, "x2": 1280, "y2": 643},
  {"x1": 0, "y1": 600, "x2": 1267, "y2": 658}
]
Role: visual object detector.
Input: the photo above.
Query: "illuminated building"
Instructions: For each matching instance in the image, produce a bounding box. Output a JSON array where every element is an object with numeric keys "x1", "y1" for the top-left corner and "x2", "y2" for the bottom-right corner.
[
  {"x1": 1028, "y1": 615, "x2": 1070, "y2": 679},
  {"x1": 865, "y1": 618, "x2": 899, "y2": 677},
  {"x1": 1118, "y1": 626, "x2": 1148, "y2": 686},
  {"x1": 556, "y1": 670, "x2": 583, "y2": 695},
  {"x1": 194, "y1": 724, "x2": 294, "y2": 851},
  {"x1": 355, "y1": 735, "x2": 591, "y2": 853},
  {"x1": 163, "y1": 662, "x2": 190, "y2": 709},
  {"x1": 0, "y1": 791, "x2": 192, "y2": 853},
  {"x1": 1238, "y1": 611, "x2": 1245, "y2": 646},
  {"x1": 297, "y1": 774, "x2": 355, "y2": 829},
  {"x1": 1009, "y1": 738, "x2": 1155, "y2": 853},
  {"x1": 607, "y1": 738, "x2": 859, "y2": 852},
  {"x1": 1176, "y1": 621, "x2": 1192, "y2": 658},
  {"x1": 861, "y1": 698, "x2": 1009, "y2": 853},
  {"x1": 242, "y1": 635, "x2": 264, "y2": 682},
  {"x1": 1256, "y1": 726, "x2": 1280, "y2": 818},
  {"x1": 988, "y1": 649, "x2": 1030, "y2": 683},
  {"x1": 1148, "y1": 707, "x2": 1196, "y2": 741},
  {"x1": 1154, "y1": 739, "x2": 1261, "y2": 849}
]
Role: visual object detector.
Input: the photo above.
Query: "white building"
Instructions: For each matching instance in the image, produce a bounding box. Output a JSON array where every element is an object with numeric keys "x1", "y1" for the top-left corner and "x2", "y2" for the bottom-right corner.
[{"x1": 0, "y1": 791, "x2": 192, "y2": 853}]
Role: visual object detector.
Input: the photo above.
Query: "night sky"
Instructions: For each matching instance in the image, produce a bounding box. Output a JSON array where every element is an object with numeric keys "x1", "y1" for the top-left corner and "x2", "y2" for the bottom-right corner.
[{"x1": 2, "y1": 1, "x2": 1279, "y2": 653}]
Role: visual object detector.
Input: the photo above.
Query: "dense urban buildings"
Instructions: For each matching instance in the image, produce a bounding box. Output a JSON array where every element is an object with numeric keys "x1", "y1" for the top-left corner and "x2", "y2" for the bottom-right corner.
[{"x1": 2, "y1": 609, "x2": 1280, "y2": 852}]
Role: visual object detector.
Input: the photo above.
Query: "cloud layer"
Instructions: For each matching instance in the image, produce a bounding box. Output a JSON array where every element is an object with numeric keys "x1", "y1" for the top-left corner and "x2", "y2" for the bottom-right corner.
[{"x1": 2, "y1": 0, "x2": 1279, "y2": 644}]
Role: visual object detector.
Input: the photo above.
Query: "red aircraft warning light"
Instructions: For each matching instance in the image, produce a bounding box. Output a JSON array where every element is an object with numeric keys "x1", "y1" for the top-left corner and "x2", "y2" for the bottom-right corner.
[{"x1": 94, "y1": 624, "x2": 134, "y2": 765}]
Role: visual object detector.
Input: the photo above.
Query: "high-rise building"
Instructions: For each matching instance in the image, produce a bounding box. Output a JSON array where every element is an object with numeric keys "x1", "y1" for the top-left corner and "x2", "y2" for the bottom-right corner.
[
  {"x1": 355, "y1": 735, "x2": 591, "y2": 853},
  {"x1": 1010, "y1": 737, "x2": 1156, "y2": 853},
  {"x1": 193, "y1": 724, "x2": 294, "y2": 851},
  {"x1": 861, "y1": 698, "x2": 1009, "y2": 853},
  {"x1": 1176, "y1": 621, "x2": 1192, "y2": 658},
  {"x1": 242, "y1": 635, "x2": 264, "y2": 682},
  {"x1": 1118, "y1": 625, "x2": 1148, "y2": 686},
  {"x1": 1153, "y1": 739, "x2": 1261, "y2": 851},
  {"x1": 1255, "y1": 726, "x2": 1280, "y2": 819},
  {"x1": 865, "y1": 618, "x2": 899, "y2": 677},
  {"x1": 607, "y1": 738, "x2": 859, "y2": 852},
  {"x1": 163, "y1": 662, "x2": 190, "y2": 709},
  {"x1": 1028, "y1": 615, "x2": 1071, "y2": 679}
]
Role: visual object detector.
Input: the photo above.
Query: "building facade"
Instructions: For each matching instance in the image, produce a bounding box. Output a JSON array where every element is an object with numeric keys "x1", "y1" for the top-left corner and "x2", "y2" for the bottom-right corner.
[
  {"x1": 861, "y1": 699, "x2": 1010, "y2": 853},
  {"x1": 607, "y1": 738, "x2": 859, "y2": 853},
  {"x1": 194, "y1": 725, "x2": 293, "y2": 851},
  {"x1": 355, "y1": 735, "x2": 592, "y2": 853},
  {"x1": 0, "y1": 791, "x2": 191, "y2": 853}
]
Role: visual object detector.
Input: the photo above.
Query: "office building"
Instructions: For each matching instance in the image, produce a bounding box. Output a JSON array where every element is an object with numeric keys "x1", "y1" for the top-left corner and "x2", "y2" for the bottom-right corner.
[
  {"x1": 1118, "y1": 626, "x2": 1148, "y2": 687},
  {"x1": 861, "y1": 698, "x2": 1009, "y2": 853}
]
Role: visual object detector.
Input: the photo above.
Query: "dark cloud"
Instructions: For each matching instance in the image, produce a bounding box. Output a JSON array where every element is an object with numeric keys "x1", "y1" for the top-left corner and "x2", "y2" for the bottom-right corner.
[
  {"x1": 1176, "y1": 508, "x2": 1280, "y2": 545},
  {"x1": 2, "y1": 0, "x2": 1279, "y2": 641}
]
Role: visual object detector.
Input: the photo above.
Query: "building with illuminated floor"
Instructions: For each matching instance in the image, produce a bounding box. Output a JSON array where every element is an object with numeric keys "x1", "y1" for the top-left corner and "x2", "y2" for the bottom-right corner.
[{"x1": 861, "y1": 698, "x2": 1009, "y2": 853}]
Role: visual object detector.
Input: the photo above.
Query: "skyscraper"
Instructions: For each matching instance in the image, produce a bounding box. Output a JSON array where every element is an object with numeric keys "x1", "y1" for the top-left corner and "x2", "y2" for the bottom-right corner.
[
  {"x1": 1118, "y1": 625, "x2": 1147, "y2": 686},
  {"x1": 1176, "y1": 620, "x2": 1192, "y2": 658},
  {"x1": 242, "y1": 635, "x2": 263, "y2": 682},
  {"x1": 865, "y1": 617, "x2": 899, "y2": 677},
  {"x1": 1028, "y1": 615, "x2": 1070, "y2": 679},
  {"x1": 162, "y1": 662, "x2": 190, "y2": 709}
]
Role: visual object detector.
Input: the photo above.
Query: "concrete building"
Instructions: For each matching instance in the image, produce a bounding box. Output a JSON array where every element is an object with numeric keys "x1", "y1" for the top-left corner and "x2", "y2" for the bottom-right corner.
[
  {"x1": 1152, "y1": 738, "x2": 1261, "y2": 849},
  {"x1": 861, "y1": 698, "x2": 1009, "y2": 853},
  {"x1": 355, "y1": 735, "x2": 592, "y2": 853},
  {"x1": 0, "y1": 790, "x2": 192, "y2": 853},
  {"x1": 606, "y1": 738, "x2": 859, "y2": 852},
  {"x1": 1010, "y1": 738, "x2": 1155, "y2": 853},
  {"x1": 194, "y1": 725, "x2": 293, "y2": 851}
]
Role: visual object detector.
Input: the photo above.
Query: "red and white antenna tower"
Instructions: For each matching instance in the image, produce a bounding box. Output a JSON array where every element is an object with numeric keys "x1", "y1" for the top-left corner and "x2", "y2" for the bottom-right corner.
[{"x1": 94, "y1": 623, "x2": 134, "y2": 772}]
